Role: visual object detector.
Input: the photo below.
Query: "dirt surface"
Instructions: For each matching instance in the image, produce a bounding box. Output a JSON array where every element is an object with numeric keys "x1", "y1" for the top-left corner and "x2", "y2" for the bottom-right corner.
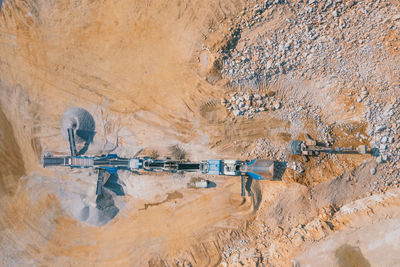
[{"x1": 1, "y1": 0, "x2": 400, "y2": 266}]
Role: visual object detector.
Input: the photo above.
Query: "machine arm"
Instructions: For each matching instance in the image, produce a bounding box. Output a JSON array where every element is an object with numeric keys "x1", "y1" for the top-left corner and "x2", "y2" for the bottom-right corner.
[
  {"x1": 67, "y1": 127, "x2": 77, "y2": 157},
  {"x1": 241, "y1": 175, "x2": 246, "y2": 197}
]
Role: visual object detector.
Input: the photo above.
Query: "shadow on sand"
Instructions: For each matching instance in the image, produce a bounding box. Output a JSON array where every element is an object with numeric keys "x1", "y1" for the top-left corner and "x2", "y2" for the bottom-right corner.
[
  {"x1": 77, "y1": 129, "x2": 96, "y2": 155},
  {"x1": 94, "y1": 172, "x2": 126, "y2": 225},
  {"x1": 104, "y1": 172, "x2": 125, "y2": 196}
]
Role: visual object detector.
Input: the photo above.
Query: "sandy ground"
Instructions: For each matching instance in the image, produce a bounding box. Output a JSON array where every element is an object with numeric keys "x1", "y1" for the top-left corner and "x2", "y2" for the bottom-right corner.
[
  {"x1": 295, "y1": 188, "x2": 400, "y2": 266},
  {"x1": 1, "y1": 0, "x2": 400, "y2": 266},
  {"x1": 0, "y1": 0, "x2": 259, "y2": 265}
]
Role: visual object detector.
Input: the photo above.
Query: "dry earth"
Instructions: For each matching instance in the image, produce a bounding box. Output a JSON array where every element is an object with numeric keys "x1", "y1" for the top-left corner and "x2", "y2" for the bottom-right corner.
[{"x1": 0, "y1": 0, "x2": 399, "y2": 266}]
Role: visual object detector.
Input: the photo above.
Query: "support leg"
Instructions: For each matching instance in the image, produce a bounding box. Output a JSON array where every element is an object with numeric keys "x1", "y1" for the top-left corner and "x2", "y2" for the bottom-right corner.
[
  {"x1": 96, "y1": 169, "x2": 105, "y2": 195},
  {"x1": 67, "y1": 127, "x2": 77, "y2": 157}
]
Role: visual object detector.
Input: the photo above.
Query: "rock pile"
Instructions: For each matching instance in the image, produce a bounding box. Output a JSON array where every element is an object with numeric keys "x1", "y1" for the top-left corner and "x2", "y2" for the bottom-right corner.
[
  {"x1": 220, "y1": 0, "x2": 400, "y2": 88},
  {"x1": 218, "y1": 0, "x2": 400, "y2": 174},
  {"x1": 364, "y1": 100, "x2": 400, "y2": 182},
  {"x1": 221, "y1": 91, "x2": 282, "y2": 117}
]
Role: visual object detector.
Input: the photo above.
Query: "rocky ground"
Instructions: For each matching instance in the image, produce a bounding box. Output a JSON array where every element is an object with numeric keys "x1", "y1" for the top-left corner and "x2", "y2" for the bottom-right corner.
[
  {"x1": 1, "y1": 0, "x2": 400, "y2": 266},
  {"x1": 207, "y1": 0, "x2": 400, "y2": 265},
  {"x1": 214, "y1": 0, "x2": 400, "y2": 186}
]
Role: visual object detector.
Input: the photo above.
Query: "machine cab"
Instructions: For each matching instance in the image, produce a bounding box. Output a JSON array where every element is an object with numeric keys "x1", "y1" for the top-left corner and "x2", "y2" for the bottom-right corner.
[{"x1": 222, "y1": 160, "x2": 241, "y2": 176}]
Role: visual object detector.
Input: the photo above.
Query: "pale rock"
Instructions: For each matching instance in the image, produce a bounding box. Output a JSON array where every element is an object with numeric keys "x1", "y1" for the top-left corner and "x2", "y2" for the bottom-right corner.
[
  {"x1": 376, "y1": 125, "x2": 387, "y2": 132},
  {"x1": 380, "y1": 144, "x2": 387, "y2": 151},
  {"x1": 254, "y1": 94, "x2": 261, "y2": 100},
  {"x1": 255, "y1": 100, "x2": 263, "y2": 107},
  {"x1": 273, "y1": 101, "x2": 282, "y2": 110}
]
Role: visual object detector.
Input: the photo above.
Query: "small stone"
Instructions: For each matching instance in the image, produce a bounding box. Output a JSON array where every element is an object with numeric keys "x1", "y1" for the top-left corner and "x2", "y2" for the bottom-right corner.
[
  {"x1": 370, "y1": 168, "x2": 377, "y2": 175},
  {"x1": 376, "y1": 156, "x2": 383, "y2": 164},
  {"x1": 380, "y1": 144, "x2": 387, "y2": 151},
  {"x1": 253, "y1": 94, "x2": 261, "y2": 100},
  {"x1": 346, "y1": 0, "x2": 355, "y2": 7},
  {"x1": 233, "y1": 110, "x2": 241, "y2": 117},
  {"x1": 273, "y1": 101, "x2": 282, "y2": 110},
  {"x1": 255, "y1": 100, "x2": 263, "y2": 107},
  {"x1": 376, "y1": 125, "x2": 387, "y2": 132},
  {"x1": 381, "y1": 136, "x2": 388, "y2": 143},
  {"x1": 239, "y1": 102, "x2": 245, "y2": 108},
  {"x1": 356, "y1": 96, "x2": 362, "y2": 103},
  {"x1": 266, "y1": 60, "x2": 273, "y2": 69}
]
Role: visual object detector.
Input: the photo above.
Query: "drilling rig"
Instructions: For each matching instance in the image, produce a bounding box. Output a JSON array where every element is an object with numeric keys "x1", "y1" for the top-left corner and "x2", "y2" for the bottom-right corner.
[{"x1": 43, "y1": 108, "x2": 274, "y2": 196}]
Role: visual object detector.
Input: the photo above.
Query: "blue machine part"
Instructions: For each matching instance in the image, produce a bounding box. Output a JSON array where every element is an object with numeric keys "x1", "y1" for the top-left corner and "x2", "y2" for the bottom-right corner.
[
  {"x1": 247, "y1": 172, "x2": 265, "y2": 180},
  {"x1": 248, "y1": 159, "x2": 257, "y2": 165},
  {"x1": 246, "y1": 159, "x2": 264, "y2": 180},
  {"x1": 246, "y1": 159, "x2": 274, "y2": 180},
  {"x1": 207, "y1": 160, "x2": 222, "y2": 175},
  {"x1": 103, "y1": 154, "x2": 119, "y2": 159},
  {"x1": 247, "y1": 159, "x2": 264, "y2": 179},
  {"x1": 102, "y1": 167, "x2": 118, "y2": 174}
]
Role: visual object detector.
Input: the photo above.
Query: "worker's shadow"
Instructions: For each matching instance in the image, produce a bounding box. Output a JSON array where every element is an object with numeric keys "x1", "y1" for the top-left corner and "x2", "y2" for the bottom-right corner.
[{"x1": 273, "y1": 161, "x2": 287, "y2": 181}]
